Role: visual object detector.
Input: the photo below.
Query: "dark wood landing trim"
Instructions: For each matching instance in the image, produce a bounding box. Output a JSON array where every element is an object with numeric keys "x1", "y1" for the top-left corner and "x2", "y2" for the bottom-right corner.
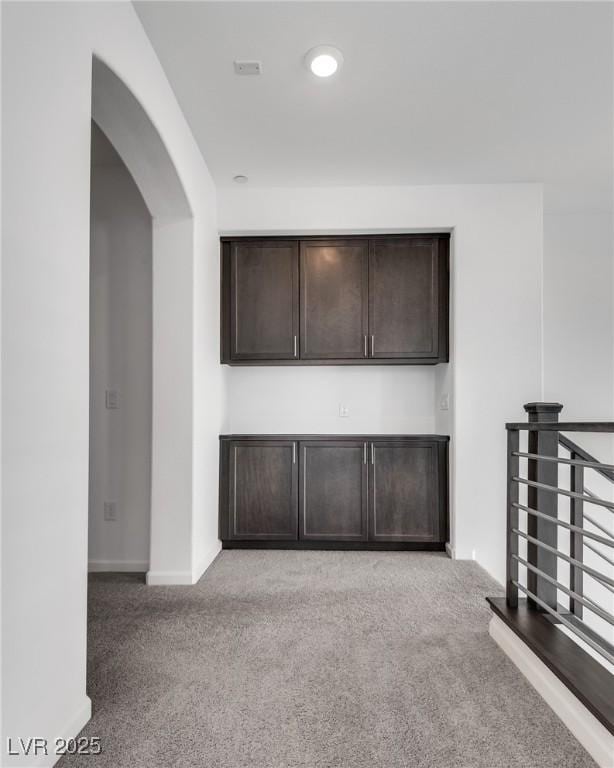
[
  {"x1": 222, "y1": 541, "x2": 446, "y2": 552},
  {"x1": 487, "y1": 597, "x2": 614, "y2": 735}
]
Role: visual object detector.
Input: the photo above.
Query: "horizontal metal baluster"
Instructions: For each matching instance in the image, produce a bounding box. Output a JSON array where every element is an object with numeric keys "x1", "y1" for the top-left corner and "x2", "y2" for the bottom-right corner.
[
  {"x1": 513, "y1": 451, "x2": 614, "y2": 474},
  {"x1": 585, "y1": 571, "x2": 614, "y2": 596},
  {"x1": 583, "y1": 509, "x2": 614, "y2": 540},
  {"x1": 513, "y1": 476, "x2": 614, "y2": 512},
  {"x1": 512, "y1": 529, "x2": 614, "y2": 589},
  {"x1": 513, "y1": 555, "x2": 614, "y2": 625},
  {"x1": 584, "y1": 541, "x2": 614, "y2": 567},
  {"x1": 513, "y1": 502, "x2": 614, "y2": 547},
  {"x1": 513, "y1": 581, "x2": 614, "y2": 666}
]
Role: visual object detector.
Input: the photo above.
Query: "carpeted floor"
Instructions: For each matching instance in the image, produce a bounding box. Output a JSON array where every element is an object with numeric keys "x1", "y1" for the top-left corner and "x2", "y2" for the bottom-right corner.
[{"x1": 59, "y1": 551, "x2": 595, "y2": 768}]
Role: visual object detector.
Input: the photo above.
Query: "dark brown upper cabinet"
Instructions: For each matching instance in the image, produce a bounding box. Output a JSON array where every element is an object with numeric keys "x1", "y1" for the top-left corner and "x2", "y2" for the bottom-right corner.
[
  {"x1": 369, "y1": 237, "x2": 440, "y2": 359},
  {"x1": 226, "y1": 240, "x2": 299, "y2": 361},
  {"x1": 221, "y1": 234, "x2": 449, "y2": 365},
  {"x1": 300, "y1": 240, "x2": 368, "y2": 359}
]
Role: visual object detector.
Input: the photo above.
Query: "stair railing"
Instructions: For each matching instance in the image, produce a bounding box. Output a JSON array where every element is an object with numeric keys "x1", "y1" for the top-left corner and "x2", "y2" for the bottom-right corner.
[{"x1": 506, "y1": 403, "x2": 614, "y2": 666}]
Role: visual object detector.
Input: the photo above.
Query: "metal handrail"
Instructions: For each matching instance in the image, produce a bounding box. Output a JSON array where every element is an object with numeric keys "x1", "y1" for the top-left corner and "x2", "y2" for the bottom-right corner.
[
  {"x1": 559, "y1": 434, "x2": 614, "y2": 484},
  {"x1": 504, "y1": 407, "x2": 614, "y2": 679},
  {"x1": 507, "y1": 422, "x2": 614, "y2": 432}
]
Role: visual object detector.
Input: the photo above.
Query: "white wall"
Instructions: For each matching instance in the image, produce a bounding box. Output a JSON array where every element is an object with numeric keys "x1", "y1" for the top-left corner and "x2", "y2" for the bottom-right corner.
[
  {"x1": 543, "y1": 211, "x2": 614, "y2": 419},
  {"x1": 224, "y1": 366, "x2": 438, "y2": 435},
  {"x1": 1, "y1": 2, "x2": 221, "y2": 765},
  {"x1": 218, "y1": 184, "x2": 543, "y2": 582},
  {"x1": 89, "y1": 125, "x2": 152, "y2": 572}
]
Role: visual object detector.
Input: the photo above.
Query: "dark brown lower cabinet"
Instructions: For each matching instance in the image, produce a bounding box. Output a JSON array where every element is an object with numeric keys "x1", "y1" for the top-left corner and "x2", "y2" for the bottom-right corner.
[
  {"x1": 300, "y1": 441, "x2": 368, "y2": 541},
  {"x1": 219, "y1": 435, "x2": 448, "y2": 549},
  {"x1": 370, "y1": 441, "x2": 445, "y2": 542},
  {"x1": 225, "y1": 440, "x2": 298, "y2": 540}
]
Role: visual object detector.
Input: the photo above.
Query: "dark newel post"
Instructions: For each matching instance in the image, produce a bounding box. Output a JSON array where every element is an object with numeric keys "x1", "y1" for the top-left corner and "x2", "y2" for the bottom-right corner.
[{"x1": 524, "y1": 402, "x2": 563, "y2": 610}]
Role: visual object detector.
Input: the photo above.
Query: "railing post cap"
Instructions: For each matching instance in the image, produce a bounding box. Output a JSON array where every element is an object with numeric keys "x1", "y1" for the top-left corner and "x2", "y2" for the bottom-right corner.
[{"x1": 524, "y1": 402, "x2": 564, "y2": 423}]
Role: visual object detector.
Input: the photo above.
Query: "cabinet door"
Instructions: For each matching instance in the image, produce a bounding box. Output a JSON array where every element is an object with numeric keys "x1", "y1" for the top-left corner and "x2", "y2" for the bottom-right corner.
[
  {"x1": 300, "y1": 441, "x2": 368, "y2": 540},
  {"x1": 300, "y1": 240, "x2": 368, "y2": 359},
  {"x1": 228, "y1": 441, "x2": 298, "y2": 540},
  {"x1": 369, "y1": 237, "x2": 440, "y2": 359},
  {"x1": 369, "y1": 441, "x2": 442, "y2": 542},
  {"x1": 230, "y1": 241, "x2": 298, "y2": 360}
]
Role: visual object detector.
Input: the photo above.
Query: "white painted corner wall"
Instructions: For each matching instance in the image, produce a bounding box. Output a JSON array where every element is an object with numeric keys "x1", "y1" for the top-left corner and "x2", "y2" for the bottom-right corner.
[{"x1": 1, "y1": 2, "x2": 222, "y2": 764}]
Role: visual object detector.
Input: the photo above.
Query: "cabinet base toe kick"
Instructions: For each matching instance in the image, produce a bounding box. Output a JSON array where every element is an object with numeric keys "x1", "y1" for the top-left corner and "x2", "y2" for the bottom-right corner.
[
  {"x1": 222, "y1": 541, "x2": 446, "y2": 551},
  {"x1": 219, "y1": 435, "x2": 449, "y2": 551}
]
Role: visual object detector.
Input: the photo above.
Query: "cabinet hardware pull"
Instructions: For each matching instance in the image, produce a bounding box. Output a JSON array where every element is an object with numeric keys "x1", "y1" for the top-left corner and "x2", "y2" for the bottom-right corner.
[
  {"x1": 293, "y1": 443, "x2": 296, "y2": 463},
  {"x1": 363, "y1": 443, "x2": 367, "y2": 464},
  {"x1": 371, "y1": 444, "x2": 375, "y2": 465},
  {"x1": 364, "y1": 335, "x2": 367, "y2": 357},
  {"x1": 371, "y1": 334, "x2": 375, "y2": 356},
  {"x1": 293, "y1": 335, "x2": 297, "y2": 358}
]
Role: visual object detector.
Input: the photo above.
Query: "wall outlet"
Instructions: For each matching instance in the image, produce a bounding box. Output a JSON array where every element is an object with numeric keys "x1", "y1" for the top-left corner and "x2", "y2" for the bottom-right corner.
[
  {"x1": 103, "y1": 501, "x2": 117, "y2": 521},
  {"x1": 338, "y1": 403, "x2": 349, "y2": 418},
  {"x1": 440, "y1": 393, "x2": 449, "y2": 411},
  {"x1": 105, "y1": 389, "x2": 119, "y2": 409}
]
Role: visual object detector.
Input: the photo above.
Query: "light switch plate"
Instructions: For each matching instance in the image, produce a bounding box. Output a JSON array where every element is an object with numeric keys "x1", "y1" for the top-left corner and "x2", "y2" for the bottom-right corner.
[
  {"x1": 440, "y1": 393, "x2": 449, "y2": 411},
  {"x1": 104, "y1": 501, "x2": 117, "y2": 521},
  {"x1": 339, "y1": 403, "x2": 349, "y2": 418},
  {"x1": 105, "y1": 389, "x2": 119, "y2": 409}
]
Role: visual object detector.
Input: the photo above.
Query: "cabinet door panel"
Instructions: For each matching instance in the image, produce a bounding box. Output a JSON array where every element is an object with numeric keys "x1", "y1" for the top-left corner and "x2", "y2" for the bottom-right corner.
[
  {"x1": 228, "y1": 441, "x2": 298, "y2": 540},
  {"x1": 369, "y1": 238, "x2": 439, "y2": 359},
  {"x1": 300, "y1": 240, "x2": 368, "y2": 359},
  {"x1": 230, "y1": 241, "x2": 298, "y2": 360},
  {"x1": 370, "y1": 441, "x2": 440, "y2": 541},
  {"x1": 300, "y1": 441, "x2": 367, "y2": 540}
]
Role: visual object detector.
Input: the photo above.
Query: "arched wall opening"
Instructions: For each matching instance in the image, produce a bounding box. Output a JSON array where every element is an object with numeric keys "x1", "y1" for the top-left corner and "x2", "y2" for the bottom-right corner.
[{"x1": 91, "y1": 56, "x2": 195, "y2": 585}]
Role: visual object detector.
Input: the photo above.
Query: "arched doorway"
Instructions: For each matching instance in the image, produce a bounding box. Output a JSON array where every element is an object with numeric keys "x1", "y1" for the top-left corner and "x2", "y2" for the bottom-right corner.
[{"x1": 91, "y1": 57, "x2": 194, "y2": 584}]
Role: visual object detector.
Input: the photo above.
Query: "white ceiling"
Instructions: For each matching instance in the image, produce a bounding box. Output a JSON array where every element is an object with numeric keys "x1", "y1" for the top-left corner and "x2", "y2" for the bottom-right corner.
[{"x1": 135, "y1": 1, "x2": 613, "y2": 209}]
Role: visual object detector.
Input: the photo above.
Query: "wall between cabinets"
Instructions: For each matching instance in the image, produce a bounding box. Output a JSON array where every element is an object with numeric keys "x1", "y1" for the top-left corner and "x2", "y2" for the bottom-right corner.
[
  {"x1": 224, "y1": 366, "x2": 438, "y2": 434},
  {"x1": 218, "y1": 183, "x2": 543, "y2": 585}
]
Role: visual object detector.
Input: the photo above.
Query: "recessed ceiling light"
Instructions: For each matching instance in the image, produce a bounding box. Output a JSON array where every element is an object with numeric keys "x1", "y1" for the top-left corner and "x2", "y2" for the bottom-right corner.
[
  {"x1": 304, "y1": 45, "x2": 343, "y2": 78},
  {"x1": 233, "y1": 175, "x2": 248, "y2": 184}
]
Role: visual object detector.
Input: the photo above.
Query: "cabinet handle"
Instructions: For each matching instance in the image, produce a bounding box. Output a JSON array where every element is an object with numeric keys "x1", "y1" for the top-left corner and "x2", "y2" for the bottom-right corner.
[
  {"x1": 363, "y1": 443, "x2": 367, "y2": 464},
  {"x1": 364, "y1": 335, "x2": 368, "y2": 357},
  {"x1": 293, "y1": 335, "x2": 298, "y2": 358},
  {"x1": 371, "y1": 335, "x2": 375, "y2": 356},
  {"x1": 293, "y1": 442, "x2": 296, "y2": 464},
  {"x1": 371, "y1": 444, "x2": 375, "y2": 465}
]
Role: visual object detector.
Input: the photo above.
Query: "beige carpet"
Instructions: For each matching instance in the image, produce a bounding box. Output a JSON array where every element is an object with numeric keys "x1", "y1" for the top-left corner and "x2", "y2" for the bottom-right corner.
[{"x1": 59, "y1": 551, "x2": 595, "y2": 768}]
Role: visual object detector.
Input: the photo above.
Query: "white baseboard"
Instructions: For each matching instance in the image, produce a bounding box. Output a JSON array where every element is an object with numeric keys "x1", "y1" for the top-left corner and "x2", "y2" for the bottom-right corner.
[
  {"x1": 191, "y1": 542, "x2": 221, "y2": 584},
  {"x1": 489, "y1": 615, "x2": 614, "y2": 768},
  {"x1": 5, "y1": 696, "x2": 92, "y2": 767},
  {"x1": 88, "y1": 560, "x2": 148, "y2": 573},
  {"x1": 146, "y1": 542, "x2": 222, "y2": 586},
  {"x1": 445, "y1": 542, "x2": 455, "y2": 559},
  {"x1": 145, "y1": 569, "x2": 194, "y2": 586}
]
